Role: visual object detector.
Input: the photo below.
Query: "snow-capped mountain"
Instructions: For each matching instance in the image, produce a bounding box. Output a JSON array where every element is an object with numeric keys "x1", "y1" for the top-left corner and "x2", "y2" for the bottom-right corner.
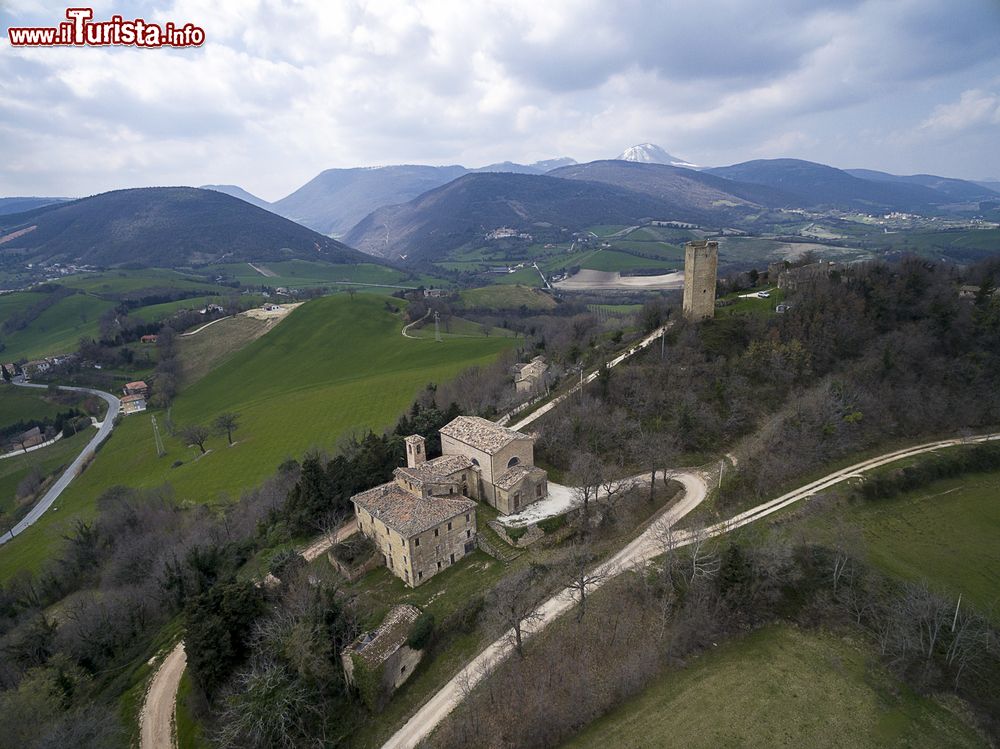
[{"x1": 617, "y1": 143, "x2": 699, "y2": 169}]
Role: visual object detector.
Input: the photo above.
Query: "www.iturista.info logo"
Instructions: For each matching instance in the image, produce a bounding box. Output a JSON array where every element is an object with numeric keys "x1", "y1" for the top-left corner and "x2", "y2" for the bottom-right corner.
[{"x1": 8, "y1": 7, "x2": 205, "y2": 48}]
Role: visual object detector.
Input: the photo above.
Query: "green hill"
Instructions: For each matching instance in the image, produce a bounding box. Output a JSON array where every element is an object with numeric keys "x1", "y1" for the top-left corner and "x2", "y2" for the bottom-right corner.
[
  {"x1": 0, "y1": 187, "x2": 371, "y2": 268},
  {"x1": 0, "y1": 294, "x2": 514, "y2": 578},
  {"x1": 0, "y1": 289, "x2": 114, "y2": 360}
]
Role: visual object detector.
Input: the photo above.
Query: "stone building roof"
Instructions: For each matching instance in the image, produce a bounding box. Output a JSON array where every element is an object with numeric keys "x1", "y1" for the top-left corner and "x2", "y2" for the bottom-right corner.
[
  {"x1": 352, "y1": 482, "x2": 476, "y2": 537},
  {"x1": 395, "y1": 454, "x2": 473, "y2": 485},
  {"x1": 494, "y1": 464, "x2": 546, "y2": 491},
  {"x1": 343, "y1": 604, "x2": 421, "y2": 666},
  {"x1": 439, "y1": 416, "x2": 530, "y2": 454}
]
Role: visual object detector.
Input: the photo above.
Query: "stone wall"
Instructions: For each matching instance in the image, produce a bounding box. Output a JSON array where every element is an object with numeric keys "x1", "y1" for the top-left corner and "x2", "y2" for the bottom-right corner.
[{"x1": 405, "y1": 508, "x2": 477, "y2": 587}]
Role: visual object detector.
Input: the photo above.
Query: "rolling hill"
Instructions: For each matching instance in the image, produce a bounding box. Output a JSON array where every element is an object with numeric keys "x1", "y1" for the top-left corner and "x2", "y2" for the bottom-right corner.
[
  {"x1": 0, "y1": 197, "x2": 69, "y2": 215},
  {"x1": 845, "y1": 169, "x2": 1000, "y2": 202},
  {"x1": 0, "y1": 294, "x2": 514, "y2": 578},
  {"x1": 0, "y1": 187, "x2": 371, "y2": 268},
  {"x1": 705, "y1": 159, "x2": 949, "y2": 211},
  {"x1": 273, "y1": 164, "x2": 469, "y2": 237},
  {"x1": 199, "y1": 184, "x2": 273, "y2": 210},
  {"x1": 343, "y1": 171, "x2": 693, "y2": 262},
  {"x1": 549, "y1": 160, "x2": 794, "y2": 213},
  {"x1": 272, "y1": 159, "x2": 578, "y2": 236}
]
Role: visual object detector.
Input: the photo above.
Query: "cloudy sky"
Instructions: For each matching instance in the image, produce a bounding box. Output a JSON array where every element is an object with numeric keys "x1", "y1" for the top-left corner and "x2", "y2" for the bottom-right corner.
[{"x1": 2, "y1": 0, "x2": 999, "y2": 200}]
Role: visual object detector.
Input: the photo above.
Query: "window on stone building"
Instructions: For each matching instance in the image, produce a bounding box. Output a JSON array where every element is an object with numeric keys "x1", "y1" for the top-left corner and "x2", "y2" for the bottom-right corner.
[
  {"x1": 434, "y1": 528, "x2": 439, "y2": 537},
  {"x1": 450, "y1": 553, "x2": 455, "y2": 563},
  {"x1": 437, "y1": 561, "x2": 442, "y2": 570},
  {"x1": 447, "y1": 521, "x2": 452, "y2": 531},
  {"x1": 418, "y1": 571, "x2": 423, "y2": 581},
  {"x1": 466, "y1": 529, "x2": 471, "y2": 539},
  {"x1": 471, "y1": 458, "x2": 480, "y2": 466},
  {"x1": 536, "y1": 484, "x2": 542, "y2": 497},
  {"x1": 415, "y1": 537, "x2": 420, "y2": 547},
  {"x1": 507, "y1": 456, "x2": 520, "y2": 468}
]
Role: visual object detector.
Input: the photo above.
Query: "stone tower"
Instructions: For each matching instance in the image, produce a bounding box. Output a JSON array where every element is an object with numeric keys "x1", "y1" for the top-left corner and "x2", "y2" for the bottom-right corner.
[
  {"x1": 682, "y1": 240, "x2": 719, "y2": 321},
  {"x1": 404, "y1": 435, "x2": 426, "y2": 468}
]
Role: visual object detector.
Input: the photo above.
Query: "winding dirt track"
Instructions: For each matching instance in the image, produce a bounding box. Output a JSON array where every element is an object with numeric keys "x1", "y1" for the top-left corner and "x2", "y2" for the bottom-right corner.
[
  {"x1": 140, "y1": 643, "x2": 186, "y2": 749},
  {"x1": 381, "y1": 432, "x2": 1000, "y2": 749}
]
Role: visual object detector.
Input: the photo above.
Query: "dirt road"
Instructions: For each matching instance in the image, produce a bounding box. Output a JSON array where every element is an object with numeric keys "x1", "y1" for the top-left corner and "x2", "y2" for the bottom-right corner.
[
  {"x1": 381, "y1": 432, "x2": 1000, "y2": 748},
  {"x1": 381, "y1": 470, "x2": 708, "y2": 749},
  {"x1": 139, "y1": 643, "x2": 186, "y2": 749}
]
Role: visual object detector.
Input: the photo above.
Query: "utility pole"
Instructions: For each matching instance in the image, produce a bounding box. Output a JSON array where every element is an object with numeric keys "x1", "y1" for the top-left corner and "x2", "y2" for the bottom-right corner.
[
  {"x1": 718, "y1": 459, "x2": 725, "y2": 490},
  {"x1": 660, "y1": 328, "x2": 665, "y2": 360},
  {"x1": 434, "y1": 311, "x2": 442, "y2": 342}
]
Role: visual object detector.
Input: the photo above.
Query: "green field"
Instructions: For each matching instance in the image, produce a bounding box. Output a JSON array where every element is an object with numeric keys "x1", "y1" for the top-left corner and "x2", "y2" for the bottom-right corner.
[
  {"x1": 407, "y1": 315, "x2": 517, "y2": 339},
  {"x1": 562, "y1": 625, "x2": 983, "y2": 749},
  {"x1": 0, "y1": 294, "x2": 514, "y2": 579},
  {"x1": 579, "y1": 249, "x2": 677, "y2": 273},
  {"x1": 458, "y1": 285, "x2": 556, "y2": 310},
  {"x1": 0, "y1": 384, "x2": 67, "y2": 428},
  {"x1": 207, "y1": 260, "x2": 446, "y2": 291},
  {"x1": 813, "y1": 470, "x2": 1000, "y2": 617},
  {"x1": 0, "y1": 291, "x2": 114, "y2": 360},
  {"x1": 57, "y1": 269, "x2": 221, "y2": 295},
  {"x1": 0, "y1": 429, "x2": 93, "y2": 518}
]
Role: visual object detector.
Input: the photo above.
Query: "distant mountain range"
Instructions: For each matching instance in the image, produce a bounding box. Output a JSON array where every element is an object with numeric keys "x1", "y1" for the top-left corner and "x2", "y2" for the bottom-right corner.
[
  {"x1": 0, "y1": 187, "x2": 369, "y2": 268},
  {"x1": 270, "y1": 159, "x2": 578, "y2": 237},
  {"x1": 705, "y1": 159, "x2": 975, "y2": 212},
  {"x1": 5, "y1": 145, "x2": 997, "y2": 272},
  {"x1": 343, "y1": 172, "x2": 681, "y2": 262},
  {"x1": 844, "y1": 170, "x2": 1000, "y2": 203},
  {"x1": 549, "y1": 160, "x2": 793, "y2": 214},
  {"x1": 200, "y1": 184, "x2": 273, "y2": 210},
  {"x1": 0, "y1": 197, "x2": 69, "y2": 216}
]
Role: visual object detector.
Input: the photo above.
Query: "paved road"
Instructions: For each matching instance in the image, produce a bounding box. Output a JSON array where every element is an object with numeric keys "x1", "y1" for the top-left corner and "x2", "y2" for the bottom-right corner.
[
  {"x1": 1, "y1": 381, "x2": 120, "y2": 545},
  {"x1": 381, "y1": 431, "x2": 1000, "y2": 748}
]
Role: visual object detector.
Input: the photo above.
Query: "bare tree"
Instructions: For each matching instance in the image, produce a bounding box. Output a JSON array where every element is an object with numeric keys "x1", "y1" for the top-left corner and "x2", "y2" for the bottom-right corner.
[
  {"x1": 180, "y1": 424, "x2": 210, "y2": 454},
  {"x1": 486, "y1": 567, "x2": 546, "y2": 657},
  {"x1": 213, "y1": 412, "x2": 241, "y2": 446},
  {"x1": 569, "y1": 453, "x2": 603, "y2": 520},
  {"x1": 829, "y1": 516, "x2": 864, "y2": 596},
  {"x1": 563, "y1": 543, "x2": 610, "y2": 622},
  {"x1": 683, "y1": 524, "x2": 720, "y2": 588}
]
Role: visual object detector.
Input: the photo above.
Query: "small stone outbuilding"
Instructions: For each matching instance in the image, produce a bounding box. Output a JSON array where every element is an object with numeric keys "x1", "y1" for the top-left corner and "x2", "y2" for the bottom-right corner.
[{"x1": 342, "y1": 604, "x2": 423, "y2": 705}]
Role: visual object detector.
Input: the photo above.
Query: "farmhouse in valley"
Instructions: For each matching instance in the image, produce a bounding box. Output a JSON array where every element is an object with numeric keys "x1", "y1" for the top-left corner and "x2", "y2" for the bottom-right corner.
[{"x1": 350, "y1": 416, "x2": 548, "y2": 587}]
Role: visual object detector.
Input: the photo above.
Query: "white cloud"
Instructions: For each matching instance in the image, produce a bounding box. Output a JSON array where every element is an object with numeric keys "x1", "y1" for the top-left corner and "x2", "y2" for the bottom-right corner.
[
  {"x1": 920, "y1": 89, "x2": 1000, "y2": 133},
  {"x1": 1, "y1": 0, "x2": 999, "y2": 196}
]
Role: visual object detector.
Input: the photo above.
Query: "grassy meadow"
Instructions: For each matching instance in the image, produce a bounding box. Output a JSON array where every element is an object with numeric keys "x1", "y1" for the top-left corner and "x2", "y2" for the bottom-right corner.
[
  {"x1": 0, "y1": 294, "x2": 514, "y2": 579},
  {"x1": 562, "y1": 625, "x2": 984, "y2": 749}
]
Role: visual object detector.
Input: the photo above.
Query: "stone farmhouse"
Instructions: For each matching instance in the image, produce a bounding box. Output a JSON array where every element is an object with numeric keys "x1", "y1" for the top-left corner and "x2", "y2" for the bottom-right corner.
[
  {"x1": 512, "y1": 355, "x2": 548, "y2": 395},
  {"x1": 350, "y1": 416, "x2": 548, "y2": 587},
  {"x1": 342, "y1": 604, "x2": 423, "y2": 699}
]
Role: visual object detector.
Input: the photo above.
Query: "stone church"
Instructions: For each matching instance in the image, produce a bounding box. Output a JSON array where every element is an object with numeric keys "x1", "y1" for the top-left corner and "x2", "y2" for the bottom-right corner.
[{"x1": 350, "y1": 416, "x2": 548, "y2": 587}]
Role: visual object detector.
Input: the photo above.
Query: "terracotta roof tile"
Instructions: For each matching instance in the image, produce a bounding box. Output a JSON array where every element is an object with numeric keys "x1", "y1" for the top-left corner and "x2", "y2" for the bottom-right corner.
[
  {"x1": 352, "y1": 482, "x2": 475, "y2": 536},
  {"x1": 439, "y1": 416, "x2": 530, "y2": 454}
]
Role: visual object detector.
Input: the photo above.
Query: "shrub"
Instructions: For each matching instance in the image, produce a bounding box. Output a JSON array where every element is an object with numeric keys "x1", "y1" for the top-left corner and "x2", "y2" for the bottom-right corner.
[
  {"x1": 406, "y1": 612, "x2": 435, "y2": 650},
  {"x1": 538, "y1": 515, "x2": 566, "y2": 534},
  {"x1": 171, "y1": 460, "x2": 183, "y2": 468},
  {"x1": 505, "y1": 525, "x2": 527, "y2": 542}
]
